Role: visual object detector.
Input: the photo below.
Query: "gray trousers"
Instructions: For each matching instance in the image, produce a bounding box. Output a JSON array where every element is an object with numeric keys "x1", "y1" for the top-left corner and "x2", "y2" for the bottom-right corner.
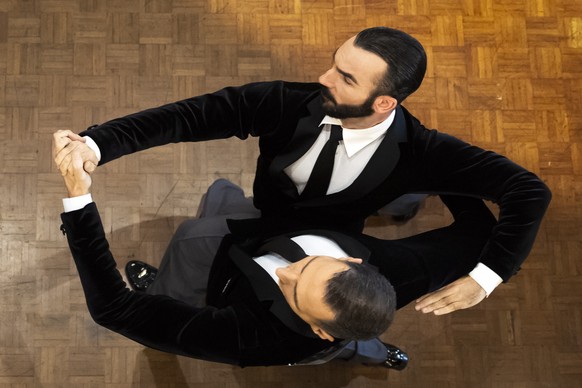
[
  {"x1": 147, "y1": 179, "x2": 415, "y2": 365},
  {"x1": 146, "y1": 179, "x2": 260, "y2": 306}
]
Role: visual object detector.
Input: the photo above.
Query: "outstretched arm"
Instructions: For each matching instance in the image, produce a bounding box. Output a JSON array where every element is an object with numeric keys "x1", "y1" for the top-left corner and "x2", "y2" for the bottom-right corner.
[
  {"x1": 77, "y1": 82, "x2": 319, "y2": 165},
  {"x1": 52, "y1": 82, "x2": 319, "y2": 174},
  {"x1": 53, "y1": 134, "x2": 242, "y2": 364}
]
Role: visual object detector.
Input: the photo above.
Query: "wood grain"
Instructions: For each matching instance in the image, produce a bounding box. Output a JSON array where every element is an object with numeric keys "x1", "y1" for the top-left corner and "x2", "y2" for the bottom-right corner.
[{"x1": 0, "y1": 0, "x2": 580, "y2": 386}]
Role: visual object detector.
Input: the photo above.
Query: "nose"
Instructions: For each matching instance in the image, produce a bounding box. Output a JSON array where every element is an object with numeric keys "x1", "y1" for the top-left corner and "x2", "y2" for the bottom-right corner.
[
  {"x1": 276, "y1": 265, "x2": 298, "y2": 284},
  {"x1": 319, "y1": 68, "x2": 334, "y2": 88}
]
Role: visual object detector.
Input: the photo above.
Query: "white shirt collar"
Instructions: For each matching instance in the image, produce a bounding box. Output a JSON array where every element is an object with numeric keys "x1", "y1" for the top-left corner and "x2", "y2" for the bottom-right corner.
[{"x1": 319, "y1": 110, "x2": 396, "y2": 157}]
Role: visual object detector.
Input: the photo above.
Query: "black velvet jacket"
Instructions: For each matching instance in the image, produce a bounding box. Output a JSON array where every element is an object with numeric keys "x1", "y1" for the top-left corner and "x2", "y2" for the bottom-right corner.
[
  {"x1": 62, "y1": 196, "x2": 502, "y2": 366},
  {"x1": 80, "y1": 81, "x2": 551, "y2": 282},
  {"x1": 61, "y1": 203, "x2": 334, "y2": 366}
]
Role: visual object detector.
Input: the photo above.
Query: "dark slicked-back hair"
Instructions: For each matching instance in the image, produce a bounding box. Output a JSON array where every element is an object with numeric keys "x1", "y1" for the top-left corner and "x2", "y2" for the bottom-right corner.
[
  {"x1": 316, "y1": 262, "x2": 396, "y2": 340},
  {"x1": 354, "y1": 26, "x2": 427, "y2": 104}
]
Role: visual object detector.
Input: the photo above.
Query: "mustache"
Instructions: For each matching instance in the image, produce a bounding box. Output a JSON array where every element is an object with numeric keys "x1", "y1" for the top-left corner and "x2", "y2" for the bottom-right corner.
[{"x1": 320, "y1": 87, "x2": 336, "y2": 104}]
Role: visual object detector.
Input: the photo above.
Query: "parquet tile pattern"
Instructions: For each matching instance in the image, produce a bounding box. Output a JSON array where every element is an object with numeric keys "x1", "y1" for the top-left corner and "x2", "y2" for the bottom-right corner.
[{"x1": 1, "y1": 0, "x2": 580, "y2": 387}]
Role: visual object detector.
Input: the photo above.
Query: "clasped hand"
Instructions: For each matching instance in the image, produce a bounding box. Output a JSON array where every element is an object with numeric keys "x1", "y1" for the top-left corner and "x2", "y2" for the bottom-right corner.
[{"x1": 52, "y1": 130, "x2": 97, "y2": 197}]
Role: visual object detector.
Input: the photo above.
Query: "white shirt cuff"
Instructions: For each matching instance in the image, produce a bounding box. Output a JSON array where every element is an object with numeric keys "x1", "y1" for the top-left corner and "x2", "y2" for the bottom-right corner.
[
  {"x1": 469, "y1": 262, "x2": 503, "y2": 297},
  {"x1": 83, "y1": 136, "x2": 101, "y2": 162},
  {"x1": 63, "y1": 193, "x2": 93, "y2": 212}
]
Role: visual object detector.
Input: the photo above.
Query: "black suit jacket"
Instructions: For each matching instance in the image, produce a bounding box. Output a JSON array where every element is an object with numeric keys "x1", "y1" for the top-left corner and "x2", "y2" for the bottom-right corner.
[
  {"x1": 80, "y1": 81, "x2": 551, "y2": 282},
  {"x1": 61, "y1": 203, "x2": 371, "y2": 366},
  {"x1": 61, "y1": 196, "x2": 497, "y2": 366}
]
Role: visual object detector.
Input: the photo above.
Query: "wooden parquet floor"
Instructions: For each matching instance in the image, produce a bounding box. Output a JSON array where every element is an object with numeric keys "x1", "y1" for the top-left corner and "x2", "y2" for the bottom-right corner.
[{"x1": 1, "y1": 0, "x2": 581, "y2": 387}]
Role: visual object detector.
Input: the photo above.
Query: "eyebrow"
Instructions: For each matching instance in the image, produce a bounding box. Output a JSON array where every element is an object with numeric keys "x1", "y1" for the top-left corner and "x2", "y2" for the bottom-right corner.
[
  {"x1": 294, "y1": 256, "x2": 320, "y2": 312},
  {"x1": 332, "y1": 49, "x2": 359, "y2": 85}
]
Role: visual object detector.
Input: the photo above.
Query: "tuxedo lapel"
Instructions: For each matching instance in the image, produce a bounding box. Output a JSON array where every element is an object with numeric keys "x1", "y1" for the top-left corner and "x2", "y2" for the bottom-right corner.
[
  {"x1": 268, "y1": 97, "x2": 326, "y2": 199},
  {"x1": 297, "y1": 106, "x2": 409, "y2": 208},
  {"x1": 228, "y1": 244, "x2": 318, "y2": 338}
]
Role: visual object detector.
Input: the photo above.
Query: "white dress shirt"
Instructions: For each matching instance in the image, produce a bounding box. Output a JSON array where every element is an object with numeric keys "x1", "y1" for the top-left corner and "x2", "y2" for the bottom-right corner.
[
  {"x1": 253, "y1": 235, "x2": 348, "y2": 284},
  {"x1": 62, "y1": 193, "x2": 93, "y2": 212},
  {"x1": 284, "y1": 112, "x2": 395, "y2": 195}
]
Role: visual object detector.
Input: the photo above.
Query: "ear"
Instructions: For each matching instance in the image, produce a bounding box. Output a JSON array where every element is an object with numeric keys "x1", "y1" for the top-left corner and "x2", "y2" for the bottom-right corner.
[
  {"x1": 373, "y1": 95, "x2": 397, "y2": 114},
  {"x1": 311, "y1": 326, "x2": 335, "y2": 342},
  {"x1": 338, "y1": 257, "x2": 362, "y2": 264}
]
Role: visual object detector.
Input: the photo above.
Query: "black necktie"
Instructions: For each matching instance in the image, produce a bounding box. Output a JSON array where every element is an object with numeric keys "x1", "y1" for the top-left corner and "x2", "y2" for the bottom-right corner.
[
  {"x1": 256, "y1": 236, "x2": 308, "y2": 262},
  {"x1": 301, "y1": 125, "x2": 343, "y2": 199}
]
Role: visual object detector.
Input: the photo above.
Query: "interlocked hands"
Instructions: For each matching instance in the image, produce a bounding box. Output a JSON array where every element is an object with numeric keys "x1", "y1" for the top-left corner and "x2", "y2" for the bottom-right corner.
[{"x1": 52, "y1": 130, "x2": 98, "y2": 197}]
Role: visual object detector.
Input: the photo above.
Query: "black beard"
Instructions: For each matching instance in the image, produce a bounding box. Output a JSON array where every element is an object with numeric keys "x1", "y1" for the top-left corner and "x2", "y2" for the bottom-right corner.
[{"x1": 320, "y1": 87, "x2": 376, "y2": 119}]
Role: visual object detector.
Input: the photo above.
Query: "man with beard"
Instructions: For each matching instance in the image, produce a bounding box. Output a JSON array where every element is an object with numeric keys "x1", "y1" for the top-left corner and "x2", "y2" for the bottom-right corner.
[{"x1": 54, "y1": 26, "x2": 551, "y2": 319}]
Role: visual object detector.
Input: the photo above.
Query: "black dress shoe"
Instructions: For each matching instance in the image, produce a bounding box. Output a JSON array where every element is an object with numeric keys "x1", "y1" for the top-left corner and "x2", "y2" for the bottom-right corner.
[
  {"x1": 125, "y1": 260, "x2": 158, "y2": 291},
  {"x1": 382, "y1": 343, "x2": 409, "y2": 370}
]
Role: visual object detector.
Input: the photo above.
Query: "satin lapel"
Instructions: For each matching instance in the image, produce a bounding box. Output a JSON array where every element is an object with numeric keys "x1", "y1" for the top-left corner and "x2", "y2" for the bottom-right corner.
[
  {"x1": 228, "y1": 244, "x2": 318, "y2": 338},
  {"x1": 298, "y1": 106, "x2": 409, "y2": 208},
  {"x1": 268, "y1": 97, "x2": 326, "y2": 199}
]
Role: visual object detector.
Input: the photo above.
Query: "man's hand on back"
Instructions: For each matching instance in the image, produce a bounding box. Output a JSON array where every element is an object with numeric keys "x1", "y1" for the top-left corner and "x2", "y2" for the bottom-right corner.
[{"x1": 414, "y1": 276, "x2": 487, "y2": 315}]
